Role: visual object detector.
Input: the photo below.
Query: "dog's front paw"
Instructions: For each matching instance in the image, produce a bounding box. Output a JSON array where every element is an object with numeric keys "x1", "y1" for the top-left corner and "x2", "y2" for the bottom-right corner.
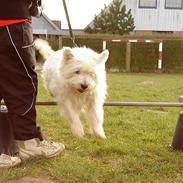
[
  {"x1": 92, "y1": 125, "x2": 106, "y2": 139},
  {"x1": 70, "y1": 123, "x2": 84, "y2": 138}
]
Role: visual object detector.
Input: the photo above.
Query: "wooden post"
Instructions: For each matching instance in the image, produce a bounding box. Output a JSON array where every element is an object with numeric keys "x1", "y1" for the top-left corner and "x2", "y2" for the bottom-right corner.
[
  {"x1": 126, "y1": 42, "x2": 131, "y2": 72},
  {"x1": 58, "y1": 36, "x2": 63, "y2": 49}
]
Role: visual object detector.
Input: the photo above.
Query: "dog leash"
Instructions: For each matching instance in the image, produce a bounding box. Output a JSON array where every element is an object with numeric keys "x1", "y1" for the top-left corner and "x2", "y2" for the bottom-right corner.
[{"x1": 62, "y1": 0, "x2": 78, "y2": 47}]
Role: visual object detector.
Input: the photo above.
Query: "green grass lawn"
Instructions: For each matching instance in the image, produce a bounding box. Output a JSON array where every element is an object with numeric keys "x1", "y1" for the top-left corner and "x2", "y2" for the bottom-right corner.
[{"x1": 1, "y1": 73, "x2": 183, "y2": 183}]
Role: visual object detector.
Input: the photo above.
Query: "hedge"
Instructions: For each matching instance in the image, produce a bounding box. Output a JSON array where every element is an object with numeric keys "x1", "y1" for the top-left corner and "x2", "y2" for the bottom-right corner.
[
  {"x1": 48, "y1": 37, "x2": 183, "y2": 73},
  {"x1": 131, "y1": 43, "x2": 159, "y2": 72},
  {"x1": 163, "y1": 41, "x2": 183, "y2": 73}
]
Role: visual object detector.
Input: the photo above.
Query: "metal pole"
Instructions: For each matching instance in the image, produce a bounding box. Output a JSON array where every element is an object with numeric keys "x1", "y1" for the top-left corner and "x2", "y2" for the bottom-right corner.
[{"x1": 1, "y1": 101, "x2": 182, "y2": 107}]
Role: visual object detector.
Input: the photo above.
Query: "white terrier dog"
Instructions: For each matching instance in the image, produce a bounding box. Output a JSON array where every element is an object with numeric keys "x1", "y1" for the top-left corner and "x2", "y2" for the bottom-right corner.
[{"x1": 35, "y1": 39, "x2": 109, "y2": 139}]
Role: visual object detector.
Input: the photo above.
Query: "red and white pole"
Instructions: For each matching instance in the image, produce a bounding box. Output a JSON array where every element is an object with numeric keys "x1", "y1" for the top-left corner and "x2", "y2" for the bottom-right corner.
[
  {"x1": 103, "y1": 40, "x2": 107, "y2": 50},
  {"x1": 158, "y1": 42, "x2": 163, "y2": 72}
]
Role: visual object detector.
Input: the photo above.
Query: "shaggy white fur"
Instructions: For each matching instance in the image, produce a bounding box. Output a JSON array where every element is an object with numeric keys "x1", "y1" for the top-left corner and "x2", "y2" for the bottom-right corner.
[{"x1": 35, "y1": 39, "x2": 109, "y2": 139}]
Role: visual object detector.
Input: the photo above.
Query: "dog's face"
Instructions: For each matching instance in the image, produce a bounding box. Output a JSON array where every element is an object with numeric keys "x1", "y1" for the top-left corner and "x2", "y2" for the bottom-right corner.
[{"x1": 60, "y1": 47, "x2": 109, "y2": 94}]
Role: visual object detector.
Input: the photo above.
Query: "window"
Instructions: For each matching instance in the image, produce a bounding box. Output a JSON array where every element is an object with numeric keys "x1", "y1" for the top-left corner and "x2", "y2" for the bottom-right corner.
[
  {"x1": 165, "y1": 0, "x2": 183, "y2": 9},
  {"x1": 139, "y1": 0, "x2": 157, "y2": 8}
]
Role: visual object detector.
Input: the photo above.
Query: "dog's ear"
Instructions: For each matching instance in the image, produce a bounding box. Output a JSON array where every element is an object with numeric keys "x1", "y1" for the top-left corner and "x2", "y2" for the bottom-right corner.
[
  {"x1": 98, "y1": 50, "x2": 109, "y2": 64},
  {"x1": 62, "y1": 47, "x2": 73, "y2": 63}
]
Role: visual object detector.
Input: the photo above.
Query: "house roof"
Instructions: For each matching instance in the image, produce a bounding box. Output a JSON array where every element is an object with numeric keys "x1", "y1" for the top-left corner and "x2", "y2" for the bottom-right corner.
[
  {"x1": 32, "y1": 13, "x2": 61, "y2": 35},
  {"x1": 32, "y1": 12, "x2": 88, "y2": 37}
]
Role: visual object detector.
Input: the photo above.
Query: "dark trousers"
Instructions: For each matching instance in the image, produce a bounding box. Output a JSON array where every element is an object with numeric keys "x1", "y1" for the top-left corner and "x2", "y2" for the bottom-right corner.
[{"x1": 0, "y1": 22, "x2": 43, "y2": 146}]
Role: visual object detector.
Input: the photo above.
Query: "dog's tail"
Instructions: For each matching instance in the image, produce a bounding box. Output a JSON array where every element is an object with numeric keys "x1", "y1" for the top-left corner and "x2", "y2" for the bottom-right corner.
[{"x1": 34, "y1": 38, "x2": 55, "y2": 59}]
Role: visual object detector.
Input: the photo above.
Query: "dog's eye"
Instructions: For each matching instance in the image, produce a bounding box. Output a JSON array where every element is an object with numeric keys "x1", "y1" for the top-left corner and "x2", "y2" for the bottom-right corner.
[
  {"x1": 75, "y1": 70, "x2": 80, "y2": 74},
  {"x1": 89, "y1": 72, "x2": 96, "y2": 78}
]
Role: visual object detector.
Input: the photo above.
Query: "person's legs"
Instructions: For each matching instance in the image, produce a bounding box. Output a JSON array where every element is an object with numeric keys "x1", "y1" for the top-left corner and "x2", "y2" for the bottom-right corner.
[
  {"x1": 0, "y1": 23, "x2": 42, "y2": 141},
  {"x1": 0, "y1": 105, "x2": 17, "y2": 155},
  {"x1": 0, "y1": 23, "x2": 64, "y2": 164},
  {"x1": 0, "y1": 90, "x2": 21, "y2": 168}
]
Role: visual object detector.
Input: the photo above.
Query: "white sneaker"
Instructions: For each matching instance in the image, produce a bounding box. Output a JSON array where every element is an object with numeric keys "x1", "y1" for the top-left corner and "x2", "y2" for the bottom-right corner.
[
  {"x1": 17, "y1": 139, "x2": 65, "y2": 160},
  {"x1": 0, "y1": 154, "x2": 21, "y2": 168}
]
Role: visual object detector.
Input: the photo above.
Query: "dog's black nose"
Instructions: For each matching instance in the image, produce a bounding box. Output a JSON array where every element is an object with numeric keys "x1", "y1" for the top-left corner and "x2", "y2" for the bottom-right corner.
[{"x1": 81, "y1": 83, "x2": 88, "y2": 90}]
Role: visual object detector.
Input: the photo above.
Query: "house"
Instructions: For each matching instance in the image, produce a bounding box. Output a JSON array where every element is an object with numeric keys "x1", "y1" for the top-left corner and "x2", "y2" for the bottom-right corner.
[
  {"x1": 32, "y1": 13, "x2": 89, "y2": 46},
  {"x1": 32, "y1": 13, "x2": 65, "y2": 49},
  {"x1": 32, "y1": 13, "x2": 61, "y2": 36},
  {"x1": 86, "y1": 0, "x2": 183, "y2": 36}
]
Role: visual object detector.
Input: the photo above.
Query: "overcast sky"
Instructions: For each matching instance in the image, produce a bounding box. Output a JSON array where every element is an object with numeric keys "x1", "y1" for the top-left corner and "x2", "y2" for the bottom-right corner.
[{"x1": 42, "y1": 0, "x2": 112, "y2": 29}]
